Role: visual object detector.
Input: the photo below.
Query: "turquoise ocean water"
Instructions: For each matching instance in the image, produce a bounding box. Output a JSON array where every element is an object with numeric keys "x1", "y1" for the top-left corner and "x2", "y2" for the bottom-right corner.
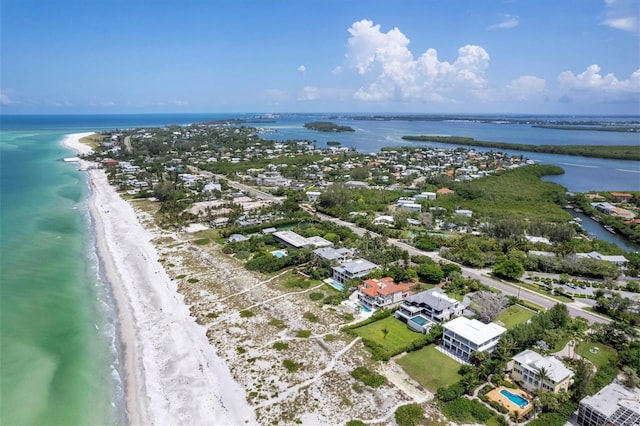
[
  {"x1": 0, "y1": 130, "x2": 121, "y2": 425},
  {"x1": 0, "y1": 113, "x2": 637, "y2": 424}
]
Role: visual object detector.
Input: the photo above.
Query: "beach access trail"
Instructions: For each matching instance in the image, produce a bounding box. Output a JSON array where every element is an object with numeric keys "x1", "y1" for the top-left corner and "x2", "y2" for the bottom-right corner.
[{"x1": 63, "y1": 133, "x2": 255, "y2": 426}]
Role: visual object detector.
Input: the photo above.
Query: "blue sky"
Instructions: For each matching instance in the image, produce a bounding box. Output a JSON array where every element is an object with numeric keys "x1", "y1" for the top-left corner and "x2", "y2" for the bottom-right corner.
[{"x1": 1, "y1": 0, "x2": 639, "y2": 115}]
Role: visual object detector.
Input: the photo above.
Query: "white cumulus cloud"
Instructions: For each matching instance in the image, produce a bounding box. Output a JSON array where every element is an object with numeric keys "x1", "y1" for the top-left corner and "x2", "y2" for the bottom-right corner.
[
  {"x1": 298, "y1": 85, "x2": 319, "y2": 101},
  {"x1": 488, "y1": 14, "x2": 519, "y2": 30},
  {"x1": 1, "y1": 91, "x2": 12, "y2": 105},
  {"x1": 601, "y1": 0, "x2": 638, "y2": 32},
  {"x1": 558, "y1": 64, "x2": 640, "y2": 102},
  {"x1": 344, "y1": 19, "x2": 491, "y2": 103},
  {"x1": 297, "y1": 65, "x2": 306, "y2": 73},
  {"x1": 507, "y1": 76, "x2": 547, "y2": 101}
]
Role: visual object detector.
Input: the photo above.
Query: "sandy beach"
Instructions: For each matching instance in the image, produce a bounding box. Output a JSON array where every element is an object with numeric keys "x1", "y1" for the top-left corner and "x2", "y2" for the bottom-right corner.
[{"x1": 63, "y1": 133, "x2": 255, "y2": 425}]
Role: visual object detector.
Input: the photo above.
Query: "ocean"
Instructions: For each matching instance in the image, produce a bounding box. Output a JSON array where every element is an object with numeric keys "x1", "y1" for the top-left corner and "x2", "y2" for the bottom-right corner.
[{"x1": 0, "y1": 113, "x2": 638, "y2": 424}]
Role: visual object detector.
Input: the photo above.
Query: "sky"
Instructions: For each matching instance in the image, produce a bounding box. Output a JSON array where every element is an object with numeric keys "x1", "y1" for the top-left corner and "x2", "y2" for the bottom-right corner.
[{"x1": 1, "y1": 0, "x2": 639, "y2": 115}]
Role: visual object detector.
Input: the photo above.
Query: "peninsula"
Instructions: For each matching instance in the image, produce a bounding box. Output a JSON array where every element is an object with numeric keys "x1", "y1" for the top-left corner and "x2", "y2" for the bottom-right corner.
[{"x1": 401, "y1": 135, "x2": 640, "y2": 161}]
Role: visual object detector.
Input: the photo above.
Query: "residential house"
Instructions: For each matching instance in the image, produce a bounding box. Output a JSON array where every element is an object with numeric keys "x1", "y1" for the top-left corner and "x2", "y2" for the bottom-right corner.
[
  {"x1": 509, "y1": 349, "x2": 574, "y2": 393},
  {"x1": 577, "y1": 382, "x2": 640, "y2": 426},
  {"x1": 437, "y1": 188, "x2": 455, "y2": 196},
  {"x1": 358, "y1": 277, "x2": 411, "y2": 310},
  {"x1": 610, "y1": 192, "x2": 633, "y2": 203},
  {"x1": 226, "y1": 234, "x2": 249, "y2": 243},
  {"x1": 575, "y1": 251, "x2": 629, "y2": 269},
  {"x1": 273, "y1": 230, "x2": 332, "y2": 249},
  {"x1": 441, "y1": 317, "x2": 507, "y2": 362},
  {"x1": 332, "y1": 258, "x2": 380, "y2": 284},
  {"x1": 256, "y1": 171, "x2": 289, "y2": 187},
  {"x1": 395, "y1": 288, "x2": 464, "y2": 333},
  {"x1": 313, "y1": 247, "x2": 355, "y2": 264}
]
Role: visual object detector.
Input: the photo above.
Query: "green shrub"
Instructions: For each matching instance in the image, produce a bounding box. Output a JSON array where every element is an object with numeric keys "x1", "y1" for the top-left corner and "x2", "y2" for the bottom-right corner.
[
  {"x1": 303, "y1": 312, "x2": 319, "y2": 323},
  {"x1": 236, "y1": 347, "x2": 246, "y2": 354},
  {"x1": 350, "y1": 366, "x2": 387, "y2": 388},
  {"x1": 345, "y1": 421, "x2": 366, "y2": 426},
  {"x1": 394, "y1": 403, "x2": 424, "y2": 426},
  {"x1": 239, "y1": 310, "x2": 254, "y2": 318},
  {"x1": 440, "y1": 398, "x2": 492, "y2": 423},
  {"x1": 283, "y1": 359, "x2": 302, "y2": 373},
  {"x1": 268, "y1": 318, "x2": 286, "y2": 329},
  {"x1": 309, "y1": 292, "x2": 324, "y2": 301},
  {"x1": 273, "y1": 341, "x2": 289, "y2": 351},
  {"x1": 296, "y1": 330, "x2": 311, "y2": 338},
  {"x1": 187, "y1": 278, "x2": 200, "y2": 283},
  {"x1": 343, "y1": 313, "x2": 355, "y2": 322},
  {"x1": 436, "y1": 382, "x2": 466, "y2": 402},
  {"x1": 175, "y1": 274, "x2": 187, "y2": 279},
  {"x1": 193, "y1": 238, "x2": 210, "y2": 245}
]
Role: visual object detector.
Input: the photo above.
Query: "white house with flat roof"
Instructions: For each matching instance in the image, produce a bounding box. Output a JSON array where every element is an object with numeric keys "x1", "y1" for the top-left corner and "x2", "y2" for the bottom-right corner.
[
  {"x1": 509, "y1": 349, "x2": 574, "y2": 393},
  {"x1": 332, "y1": 259, "x2": 380, "y2": 284},
  {"x1": 578, "y1": 382, "x2": 640, "y2": 426},
  {"x1": 441, "y1": 316, "x2": 506, "y2": 362},
  {"x1": 272, "y1": 231, "x2": 333, "y2": 249},
  {"x1": 313, "y1": 247, "x2": 355, "y2": 264}
]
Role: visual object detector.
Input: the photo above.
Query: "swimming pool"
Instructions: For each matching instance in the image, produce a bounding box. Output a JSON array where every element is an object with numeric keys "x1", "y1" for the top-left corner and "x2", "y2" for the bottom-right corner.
[
  {"x1": 324, "y1": 279, "x2": 344, "y2": 291},
  {"x1": 271, "y1": 250, "x2": 287, "y2": 258},
  {"x1": 359, "y1": 304, "x2": 371, "y2": 313},
  {"x1": 500, "y1": 389, "x2": 529, "y2": 408},
  {"x1": 410, "y1": 316, "x2": 428, "y2": 326}
]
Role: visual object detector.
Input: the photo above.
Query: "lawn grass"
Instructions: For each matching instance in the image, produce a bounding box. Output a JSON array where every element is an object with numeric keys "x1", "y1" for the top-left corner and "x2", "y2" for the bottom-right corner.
[
  {"x1": 496, "y1": 305, "x2": 535, "y2": 329},
  {"x1": 352, "y1": 316, "x2": 423, "y2": 354},
  {"x1": 552, "y1": 335, "x2": 571, "y2": 353},
  {"x1": 396, "y1": 345, "x2": 463, "y2": 392},
  {"x1": 576, "y1": 342, "x2": 618, "y2": 369}
]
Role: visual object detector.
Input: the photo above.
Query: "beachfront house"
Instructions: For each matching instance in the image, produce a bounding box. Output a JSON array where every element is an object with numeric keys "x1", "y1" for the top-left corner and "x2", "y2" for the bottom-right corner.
[
  {"x1": 357, "y1": 277, "x2": 411, "y2": 310},
  {"x1": 509, "y1": 349, "x2": 574, "y2": 393},
  {"x1": 577, "y1": 382, "x2": 640, "y2": 426},
  {"x1": 313, "y1": 247, "x2": 355, "y2": 264},
  {"x1": 332, "y1": 259, "x2": 380, "y2": 284},
  {"x1": 395, "y1": 288, "x2": 464, "y2": 333},
  {"x1": 273, "y1": 230, "x2": 332, "y2": 249},
  {"x1": 441, "y1": 316, "x2": 506, "y2": 362}
]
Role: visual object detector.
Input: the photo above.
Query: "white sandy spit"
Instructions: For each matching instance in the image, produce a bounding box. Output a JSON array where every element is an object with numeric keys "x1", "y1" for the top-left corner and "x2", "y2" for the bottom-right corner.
[{"x1": 63, "y1": 133, "x2": 255, "y2": 425}]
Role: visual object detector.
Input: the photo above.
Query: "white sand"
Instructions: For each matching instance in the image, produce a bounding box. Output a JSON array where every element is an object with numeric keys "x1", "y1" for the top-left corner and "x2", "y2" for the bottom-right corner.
[{"x1": 63, "y1": 133, "x2": 255, "y2": 425}]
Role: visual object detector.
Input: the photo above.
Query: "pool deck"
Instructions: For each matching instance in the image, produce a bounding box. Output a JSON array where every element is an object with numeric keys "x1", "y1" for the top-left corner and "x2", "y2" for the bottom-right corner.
[{"x1": 485, "y1": 386, "x2": 533, "y2": 417}]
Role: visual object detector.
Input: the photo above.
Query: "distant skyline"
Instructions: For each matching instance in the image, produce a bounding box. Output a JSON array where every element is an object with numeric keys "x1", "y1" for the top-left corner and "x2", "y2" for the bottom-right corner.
[{"x1": 1, "y1": 0, "x2": 639, "y2": 115}]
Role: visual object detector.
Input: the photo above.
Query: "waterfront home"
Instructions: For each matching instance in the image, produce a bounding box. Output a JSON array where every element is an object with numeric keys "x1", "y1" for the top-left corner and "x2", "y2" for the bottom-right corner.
[
  {"x1": 332, "y1": 259, "x2": 380, "y2": 284},
  {"x1": 575, "y1": 251, "x2": 629, "y2": 269},
  {"x1": 610, "y1": 192, "x2": 633, "y2": 203},
  {"x1": 313, "y1": 247, "x2": 355, "y2": 264},
  {"x1": 395, "y1": 288, "x2": 464, "y2": 333},
  {"x1": 577, "y1": 382, "x2": 640, "y2": 426},
  {"x1": 441, "y1": 317, "x2": 506, "y2": 362},
  {"x1": 508, "y1": 349, "x2": 574, "y2": 393},
  {"x1": 273, "y1": 231, "x2": 333, "y2": 249},
  {"x1": 357, "y1": 277, "x2": 411, "y2": 310}
]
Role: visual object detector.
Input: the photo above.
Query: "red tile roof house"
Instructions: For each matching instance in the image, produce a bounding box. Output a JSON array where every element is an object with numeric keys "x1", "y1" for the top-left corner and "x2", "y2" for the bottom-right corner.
[
  {"x1": 610, "y1": 192, "x2": 634, "y2": 203},
  {"x1": 357, "y1": 277, "x2": 412, "y2": 310}
]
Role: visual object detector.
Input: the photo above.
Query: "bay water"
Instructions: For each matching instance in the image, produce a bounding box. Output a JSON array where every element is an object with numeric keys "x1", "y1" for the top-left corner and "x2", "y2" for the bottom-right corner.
[{"x1": 0, "y1": 113, "x2": 637, "y2": 424}]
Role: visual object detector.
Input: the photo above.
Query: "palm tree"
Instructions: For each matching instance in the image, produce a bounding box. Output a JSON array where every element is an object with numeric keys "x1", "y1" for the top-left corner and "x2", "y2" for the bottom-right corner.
[
  {"x1": 536, "y1": 366, "x2": 551, "y2": 392},
  {"x1": 382, "y1": 328, "x2": 389, "y2": 340}
]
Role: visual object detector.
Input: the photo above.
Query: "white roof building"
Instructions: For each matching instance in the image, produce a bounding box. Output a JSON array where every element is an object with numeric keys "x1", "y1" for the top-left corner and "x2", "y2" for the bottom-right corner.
[
  {"x1": 510, "y1": 349, "x2": 574, "y2": 393},
  {"x1": 441, "y1": 317, "x2": 506, "y2": 362},
  {"x1": 578, "y1": 382, "x2": 640, "y2": 426}
]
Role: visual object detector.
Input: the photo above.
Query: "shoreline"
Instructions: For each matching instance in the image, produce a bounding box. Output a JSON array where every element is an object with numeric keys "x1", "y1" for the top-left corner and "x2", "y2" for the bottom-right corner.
[{"x1": 62, "y1": 133, "x2": 255, "y2": 425}]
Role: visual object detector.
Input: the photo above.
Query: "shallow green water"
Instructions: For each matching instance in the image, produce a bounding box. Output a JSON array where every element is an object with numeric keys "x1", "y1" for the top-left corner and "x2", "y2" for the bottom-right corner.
[{"x1": 1, "y1": 131, "x2": 120, "y2": 425}]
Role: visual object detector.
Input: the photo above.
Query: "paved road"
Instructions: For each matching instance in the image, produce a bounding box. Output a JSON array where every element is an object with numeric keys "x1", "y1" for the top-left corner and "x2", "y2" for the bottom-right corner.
[
  {"x1": 205, "y1": 174, "x2": 610, "y2": 324},
  {"x1": 312, "y1": 210, "x2": 611, "y2": 324}
]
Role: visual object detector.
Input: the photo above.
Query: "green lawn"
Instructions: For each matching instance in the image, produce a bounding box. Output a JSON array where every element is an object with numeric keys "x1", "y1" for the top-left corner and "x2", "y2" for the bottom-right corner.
[
  {"x1": 352, "y1": 316, "x2": 423, "y2": 354},
  {"x1": 576, "y1": 342, "x2": 618, "y2": 369},
  {"x1": 552, "y1": 335, "x2": 571, "y2": 353},
  {"x1": 396, "y1": 345, "x2": 463, "y2": 391},
  {"x1": 496, "y1": 305, "x2": 536, "y2": 329}
]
